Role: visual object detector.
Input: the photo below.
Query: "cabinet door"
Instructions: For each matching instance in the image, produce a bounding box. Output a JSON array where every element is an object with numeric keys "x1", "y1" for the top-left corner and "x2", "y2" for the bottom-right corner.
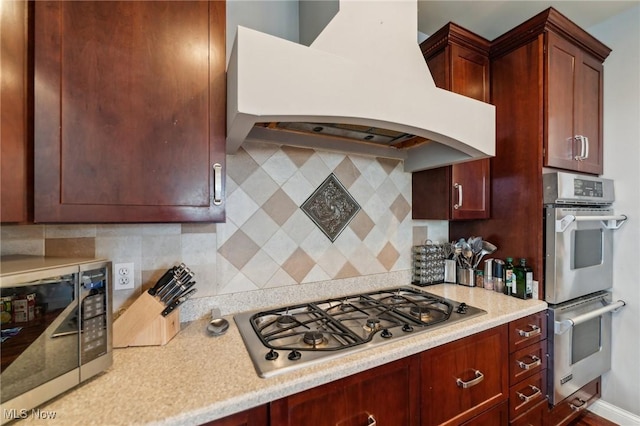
[
  {"x1": 421, "y1": 325, "x2": 509, "y2": 426},
  {"x1": 413, "y1": 34, "x2": 490, "y2": 220},
  {"x1": 34, "y1": 1, "x2": 226, "y2": 223},
  {"x1": 1, "y1": 0, "x2": 30, "y2": 223},
  {"x1": 545, "y1": 32, "x2": 603, "y2": 175},
  {"x1": 270, "y1": 356, "x2": 420, "y2": 426}
]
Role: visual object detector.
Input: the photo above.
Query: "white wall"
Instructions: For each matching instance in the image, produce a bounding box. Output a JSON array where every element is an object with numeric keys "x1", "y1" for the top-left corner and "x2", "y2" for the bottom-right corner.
[{"x1": 589, "y1": 4, "x2": 640, "y2": 416}]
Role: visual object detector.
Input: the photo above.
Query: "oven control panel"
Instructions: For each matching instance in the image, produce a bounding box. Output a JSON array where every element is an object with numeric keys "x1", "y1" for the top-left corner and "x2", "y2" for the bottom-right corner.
[{"x1": 543, "y1": 172, "x2": 614, "y2": 205}]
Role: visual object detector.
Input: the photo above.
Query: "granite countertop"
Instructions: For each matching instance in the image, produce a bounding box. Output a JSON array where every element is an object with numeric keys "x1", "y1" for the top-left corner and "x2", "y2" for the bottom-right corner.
[{"x1": 24, "y1": 283, "x2": 547, "y2": 425}]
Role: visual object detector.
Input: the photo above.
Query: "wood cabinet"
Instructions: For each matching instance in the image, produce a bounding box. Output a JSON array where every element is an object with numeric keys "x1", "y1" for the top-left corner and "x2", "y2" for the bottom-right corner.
[
  {"x1": 413, "y1": 23, "x2": 491, "y2": 221},
  {"x1": 270, "y1": 356, "x2": 420, "y2": 426},
  {"x1": 451, "y1": 8, "x2": 610, "y2": 286},
  {"x1": 33, "y1": 1, "x2": 226, "y2": 223},
  {"x1": 202, "y1": 405, "x2": 268, "y2": 426},
  {"x1": 507, "y1": 312, "x2": 548, "y2": 424},
  {"x1": 547, "y1": 377, "x2": 601, "y2": 426},
  {"x1": 1, "y1": 0, "x2": 31, "y2": 223},
  {"x1": 421, "y1": 325, "x2": 509, "y2": 425}
]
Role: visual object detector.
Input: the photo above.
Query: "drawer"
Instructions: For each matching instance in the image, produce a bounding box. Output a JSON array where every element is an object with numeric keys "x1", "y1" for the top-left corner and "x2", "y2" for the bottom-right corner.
[
  {"x1": 547, "y1": 377, "x2": 601, "y2": 426},
  {"x1": 509, "y1": 340, "x2": 547, "y2": 384},
  {"x1": 509, "y1": 371, "x2": 546, "y2": 420},
  {"x1": 509, "y1": 399, "x2": 548, "y2": 426},
  {"x1": 509, "y1": 312, "x2": 547, "y2": 353}
]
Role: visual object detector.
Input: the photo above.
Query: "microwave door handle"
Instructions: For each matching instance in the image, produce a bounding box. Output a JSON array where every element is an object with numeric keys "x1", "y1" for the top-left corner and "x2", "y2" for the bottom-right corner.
[
  {"x1": 554, "y1": 300, "x2": 626, "y2": 335},
  {"x1": 555, "y1": 214, "x2": 628, "y2": 232}
]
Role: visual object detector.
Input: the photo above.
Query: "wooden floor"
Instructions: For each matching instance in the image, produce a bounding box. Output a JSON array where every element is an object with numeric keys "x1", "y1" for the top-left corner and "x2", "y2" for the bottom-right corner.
[{"x1": 568, "y1": 411, "x2": 619, "y2": 426}]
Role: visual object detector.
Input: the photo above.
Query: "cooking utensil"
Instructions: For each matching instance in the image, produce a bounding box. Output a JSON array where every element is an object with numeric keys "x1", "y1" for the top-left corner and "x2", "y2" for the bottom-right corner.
[
  {"x1": 161, "y1": 288, "x2": 197, "y2": 317},
  {"x1": 207, "y1": 308, "x2": 229, "y2": 336},
  {"x1": 473, "y1": 240, "x2": 497, "y2": 269}
]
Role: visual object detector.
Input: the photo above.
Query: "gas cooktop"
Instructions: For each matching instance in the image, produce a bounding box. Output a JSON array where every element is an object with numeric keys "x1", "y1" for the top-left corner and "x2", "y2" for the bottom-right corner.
[{"x1": 234, "y1": 286, "x2": 486, "y2": 378}]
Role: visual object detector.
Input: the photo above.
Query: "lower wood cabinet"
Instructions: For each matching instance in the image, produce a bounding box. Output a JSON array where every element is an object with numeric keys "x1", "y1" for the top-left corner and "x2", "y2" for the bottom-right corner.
[
  {"x1": 547, "y1": 377, "x2": 602, "y2": 426},
  {"x1": 421, "y1": 325, "x2": 509, "y2": 425},
  {"x1": 270, "y1": 356, "x2": 420, "y2": 426}
]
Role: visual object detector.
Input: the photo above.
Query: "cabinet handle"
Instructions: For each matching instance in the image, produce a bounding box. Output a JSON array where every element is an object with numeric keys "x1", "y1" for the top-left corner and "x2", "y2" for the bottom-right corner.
[
  {"x1": 212, "y1": 163, "x2": 223, "y2": 206},
  {"x1": 517, "y1": 355, "x2": 541, "y2": 371},
  {"x1": 367, "y1": 414, "x2": 377, "y2": 426},
  {"x1": 517, "y1": 385, "x2": 542, "y2": 404},
  {"x1": 453, "y1": 183, "x2": 463, "y2": 209},
  {"x1": 517, "y1": 324, "x2": 541, "y2": 338},
  {"x1": 456, "y1": 369, "x2": 484, "y2": 388},
  {"x1": 570, "y1": 398, "x2": 588, "y2": 412},
  {"x1": 574, "y1": 135, "x2": 590, "y2": 161}
]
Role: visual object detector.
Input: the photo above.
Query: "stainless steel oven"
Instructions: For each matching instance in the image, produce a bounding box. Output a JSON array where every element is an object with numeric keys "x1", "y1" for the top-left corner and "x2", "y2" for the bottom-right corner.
[{"x1": 543, "y1": 172, "x2": 627, "y2": 406}]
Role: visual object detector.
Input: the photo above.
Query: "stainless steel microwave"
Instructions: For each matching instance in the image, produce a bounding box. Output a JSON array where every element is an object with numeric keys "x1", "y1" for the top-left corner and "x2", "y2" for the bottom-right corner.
[{"x1": 0, "y1": 256, "x2": 112, "y2": 423}]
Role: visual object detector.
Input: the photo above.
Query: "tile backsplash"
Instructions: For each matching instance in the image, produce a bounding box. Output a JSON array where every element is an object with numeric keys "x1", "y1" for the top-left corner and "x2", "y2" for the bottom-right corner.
[{"x1": 1, "y1": 142, "x2": 447, "y2": 311}]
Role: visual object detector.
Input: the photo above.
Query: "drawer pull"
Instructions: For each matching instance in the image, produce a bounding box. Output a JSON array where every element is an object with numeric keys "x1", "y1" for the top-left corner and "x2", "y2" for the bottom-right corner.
[
  {"x1": 367, "y1": 414, "x2": 377, "y2": 426},
  {"x1": 517, "y1": 324, "x2": 541, "y2": 338},
  {"x1": 456, "y1": 370, "x2": 484, "y2": 389},
  {"x1": 517, "y1": 355, "x2": 541, "y2": 370},
  {"x1": 517, "y1": 385, "x2": 542, "y2": 404},
  {"x1": 213, "y1": 163, "x2": 223, "y2": 206},
  {"x1": 570, "y1": 398, "x2": 588, "y2": 412}
]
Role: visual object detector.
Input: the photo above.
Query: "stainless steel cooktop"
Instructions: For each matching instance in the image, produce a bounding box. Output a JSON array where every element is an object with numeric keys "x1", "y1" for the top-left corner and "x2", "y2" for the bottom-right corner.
[{"x1": 234, "y1": 286, "x2": 486, "y2": 378}]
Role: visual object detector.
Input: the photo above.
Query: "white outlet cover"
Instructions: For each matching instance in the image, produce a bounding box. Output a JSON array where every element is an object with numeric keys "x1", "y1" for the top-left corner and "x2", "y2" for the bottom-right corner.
[{"x1": 114, "y1": 262, "x2": 135, "y2": 291}]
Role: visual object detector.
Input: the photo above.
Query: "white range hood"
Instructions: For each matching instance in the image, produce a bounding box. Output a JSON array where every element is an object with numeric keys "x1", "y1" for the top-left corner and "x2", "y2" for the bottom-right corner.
[{"x1": 226, "y1": 0, "x2": 495, "y2": 172}]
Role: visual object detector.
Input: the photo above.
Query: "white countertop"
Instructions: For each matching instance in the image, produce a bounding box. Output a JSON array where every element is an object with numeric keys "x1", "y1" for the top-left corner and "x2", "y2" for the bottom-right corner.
[{"x1": 24, "y1": 284, "x2": 547, "y2": 425}]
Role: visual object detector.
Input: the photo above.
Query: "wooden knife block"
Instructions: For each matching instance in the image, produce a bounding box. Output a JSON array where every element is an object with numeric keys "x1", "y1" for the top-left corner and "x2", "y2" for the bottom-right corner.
[{"x1": 113, "y1": 292, "x2": 180, "y2": 348}]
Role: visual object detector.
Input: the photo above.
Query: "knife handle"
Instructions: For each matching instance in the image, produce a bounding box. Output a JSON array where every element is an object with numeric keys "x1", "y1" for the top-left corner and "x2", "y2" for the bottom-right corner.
[
  {"x1": 161, "y1": 288, "x2": 197, "y2": 317},
  {"x1": 148, "y1": 267, "x2": 175, "y2": 296}
]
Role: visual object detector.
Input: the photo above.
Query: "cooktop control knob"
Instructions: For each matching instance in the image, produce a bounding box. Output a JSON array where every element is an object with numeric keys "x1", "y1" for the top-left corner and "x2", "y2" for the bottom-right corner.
[
  {"x1": 456, "y1": 303, "x2": 468, "y2": 314},
  {"x1": 380, "y1": 328, "x2": 393, "y2": 338},
  {"x1": 288, "y1": 350, "x2": 302, "y2": 361},
  {"x1": 265, "y1": 349, "x2": 279, "y2": 361},
  {"x1": 402, "y1": 323, "x2": 414, "y2": 332}
]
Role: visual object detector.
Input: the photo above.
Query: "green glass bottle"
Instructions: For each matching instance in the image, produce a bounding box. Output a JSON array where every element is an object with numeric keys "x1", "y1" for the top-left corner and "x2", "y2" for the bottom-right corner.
[
  {"x1": 504, "y1": 257, "x2": 514, "y2": 295},
  {"x1": 514, "y1": 258, "x2": 533, "y2": 299}
]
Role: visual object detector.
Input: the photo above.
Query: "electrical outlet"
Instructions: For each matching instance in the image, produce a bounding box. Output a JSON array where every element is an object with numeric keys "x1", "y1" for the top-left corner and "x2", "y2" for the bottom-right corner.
[{"x1": 113, "y1": 262, "x2": 135, "y2": 291}]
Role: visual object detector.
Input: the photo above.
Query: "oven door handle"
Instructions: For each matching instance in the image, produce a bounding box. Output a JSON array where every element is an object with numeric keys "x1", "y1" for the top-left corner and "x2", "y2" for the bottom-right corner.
[
  {"x1": 554, "y1": 300, "x2": 626, "y2": 335},
  {"x1": 556, "y1": 214, "x2": 627, "y2": 232}
]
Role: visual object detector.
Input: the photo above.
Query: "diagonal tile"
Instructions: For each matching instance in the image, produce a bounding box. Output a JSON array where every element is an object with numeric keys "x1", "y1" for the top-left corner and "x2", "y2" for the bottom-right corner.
[
  {"x1": 240, "y1": 167, "x2": 279, "y2": 207},
  {"x1": 242, "y1": 249, "x2": 279, "y2": 288},
  {"x1": 335, "y1": 261, "x2": 360, "y2": 279},
  {"x1": 282, "y1": 248, "x2": 316, "y2": 283},
  {"x1": 226, "y1": 187, "x2": 260, "y2": 228},
  {"x1": 332, "y1": 157, "x2": 361, "y2": 189},
  {"x1": 261, "y1": 149, "x2": 298, "y2": 186},
  {"x1": 241, "y1": 209, "x2": 280, "y2": 247},
  {"x1": 377, "y1": 157, "x2": 402, "y2": 175},
  {"x1": 349, "y1": 210, "x2": 375, "y2": 241},
  {"x1": 262, "y1": 189, "x2": 298, "y2": 227},
  {"x1": 316, "y1": 245, "x2": 348, "y2": 278},
  {"x1": 299, "y1": 154, "x2": 332, "y2": 188},
  {"x1": 262, "y1": 229, "x2": 298, "y2": 265},
  {"x1": 390, "y1": 193, "x2": 411, "y2": 222},
  {"x1": 242, "y1": 141, "x2": 280, "y2": 166},
  {"x1": 282, "y1": 145, "x2": 315, "y2": 168},
  {"x1": 227, "y1": 147, "x2": 260, "y2": 186},
  {"x1": 218, "y1": 229, "x2": 260, "y2": 270},
  {"x1": 377, "y1": 241, "x2": 400, "y2": 271}
]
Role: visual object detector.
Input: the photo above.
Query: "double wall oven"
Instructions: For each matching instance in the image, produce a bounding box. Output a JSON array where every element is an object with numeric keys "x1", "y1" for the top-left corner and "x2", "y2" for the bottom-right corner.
[{"x1": 543, "y1": 172, "x2": 627, "y2": 406}]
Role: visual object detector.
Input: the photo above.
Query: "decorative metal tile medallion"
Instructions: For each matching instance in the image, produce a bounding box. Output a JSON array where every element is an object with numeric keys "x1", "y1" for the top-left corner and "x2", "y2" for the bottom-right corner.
[{"x1": 301, "y1": 174, "x2": 361, "y2": 242}]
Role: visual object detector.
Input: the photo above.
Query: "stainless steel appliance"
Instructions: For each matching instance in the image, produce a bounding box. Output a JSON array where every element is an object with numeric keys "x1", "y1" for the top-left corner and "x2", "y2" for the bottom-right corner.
[
  {"x1": 543, "y1": 172, "x2": 627, "y2": 406},
  {"x1": 0, "y1": 256, "x2": 112, "y2": 422},
  {"x1": 234, "y1": 287, "x2": 485, "y2": 378}
]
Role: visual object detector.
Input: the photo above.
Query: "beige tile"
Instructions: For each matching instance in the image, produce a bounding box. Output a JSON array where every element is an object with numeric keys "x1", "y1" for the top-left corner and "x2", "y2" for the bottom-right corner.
[
  {"x1": 218, "y1": 229, "x2": 260, "y2": 270},
  {"x1": 349, "y1": 211, "x2": 375, "y2": 241},
  {"x1": 1, "y1": 225, "x2": 45, "y2": 240},
  {"x1": 182, "y1": 223, "x2": 216, "y2": 234},
  {"x1": 390, "y1": 194, "x2": 411, "y2": 222},
  {"x1": 96, "y1": 224, "x2": 143, "y2": 237},
  {"x1": 262, "y1": 188, "x2": 298, "y2": 226},
  {"x1": 45, "y1": 225, "x2": 96, "y2": 239},
  {"x1": 412, "y1": 226, "x2": 430, "y2": 246},
  {"x1": 45, "y1": 238, "x2": 96, "y2": 258},
  {"x1": 281, "y1": 145, "x2": 315, "y2": 168},
  {"x1": 377, "y1": 157, "x2": 402, "y2": 175},
  {"x1": 332, "y1": 157, "x2": 361, "y2": 189},
  {"x1": 377, "y1": 242, "x2": 400, "y2": 271},
  {"x1": 0, "y1": 240, "x2": 45, "y2": 256},
  {"x1": 227, "y1": 147, "x2": 260, "y2": 185},
  {"x1": 335, "y1": 261, "x2": 360, "y2": 279},
  {"x1": 282, "y1": 248, "x2": 315, "y2": 283}
]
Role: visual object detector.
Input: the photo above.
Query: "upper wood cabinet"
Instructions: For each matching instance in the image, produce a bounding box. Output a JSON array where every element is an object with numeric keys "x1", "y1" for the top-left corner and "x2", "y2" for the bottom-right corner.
[
  {"x1": 33, "y1": 1, "x2": 226, "y2": 223},
  {"x1": 451, "y1": 8, "x2": 610, "y2": 285},
  {"x1": 412, "y1": 23, "x2": 491, "y2": 221},
  {"x1": 1, "y1": 0, "x2": 31, "y2": 223},
  {"x1": 546, "y1": 31, "x2": 606, "y2": 175}
]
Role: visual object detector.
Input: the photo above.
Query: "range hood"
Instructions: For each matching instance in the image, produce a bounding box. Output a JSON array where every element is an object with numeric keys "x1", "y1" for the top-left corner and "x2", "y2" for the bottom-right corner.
[{"x1": 226, "y1": 0, "x2": 495, "y2": 172}]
